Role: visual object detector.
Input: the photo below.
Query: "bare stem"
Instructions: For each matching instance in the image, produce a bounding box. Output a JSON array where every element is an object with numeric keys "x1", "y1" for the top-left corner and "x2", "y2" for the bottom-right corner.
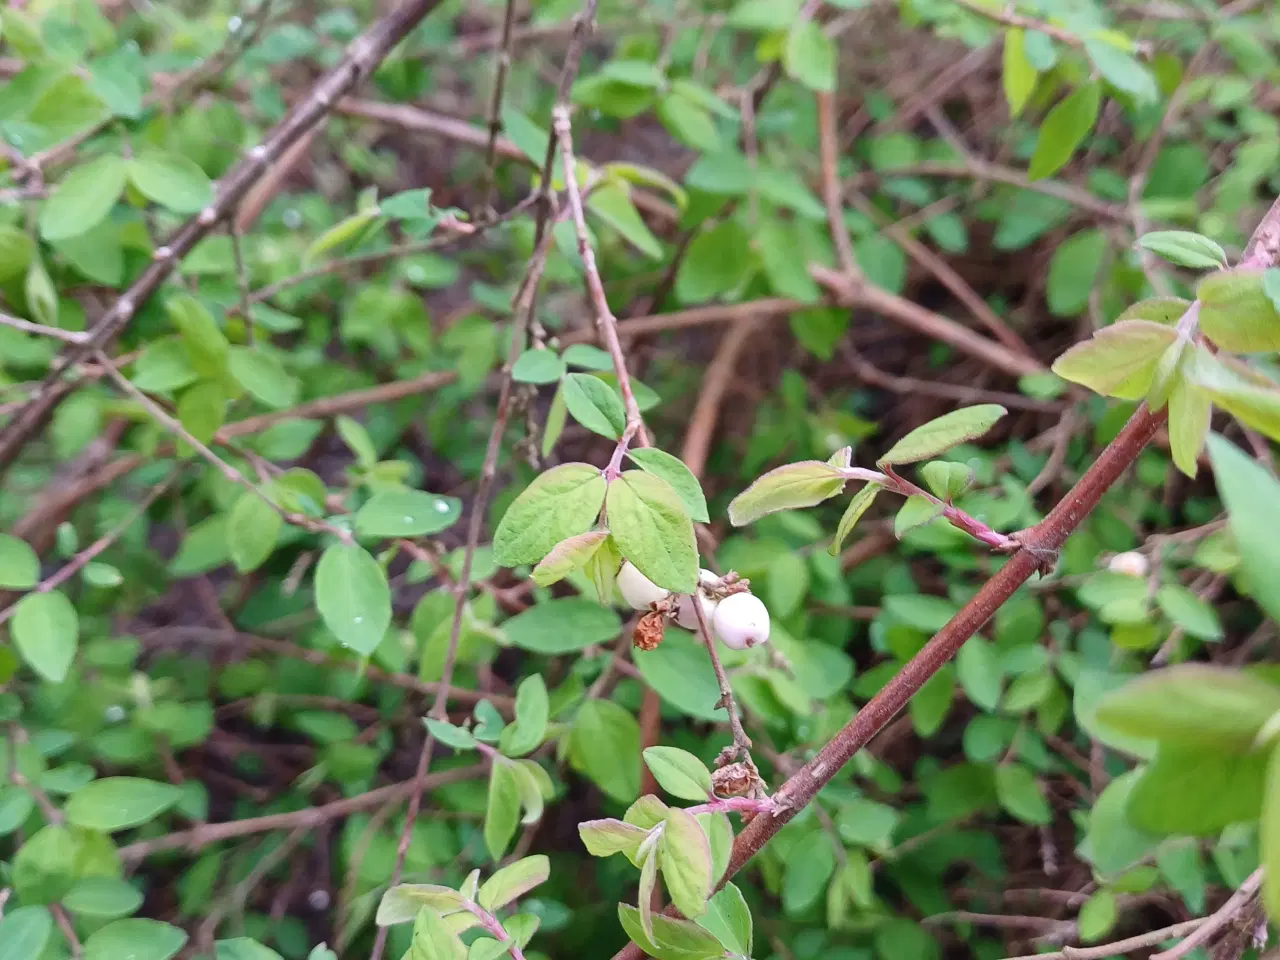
[{"x1": 690, "y1": 586, "x2": 753, "y2": 759}]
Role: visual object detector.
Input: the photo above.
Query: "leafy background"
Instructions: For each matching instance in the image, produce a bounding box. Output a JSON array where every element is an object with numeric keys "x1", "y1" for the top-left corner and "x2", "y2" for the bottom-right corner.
[{"x1": 2, "y1": 0, "x2": 1280, "y2": 959}]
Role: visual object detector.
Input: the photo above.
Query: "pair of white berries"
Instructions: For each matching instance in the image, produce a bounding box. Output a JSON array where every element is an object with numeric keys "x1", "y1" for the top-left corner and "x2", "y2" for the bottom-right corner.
[{"x1": 615, "y1": 562, "x2": 770, "y2": 650}]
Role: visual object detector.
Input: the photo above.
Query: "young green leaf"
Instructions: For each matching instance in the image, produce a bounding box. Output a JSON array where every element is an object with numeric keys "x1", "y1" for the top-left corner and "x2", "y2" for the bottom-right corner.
[
  {"x1": 1051, "y1": 321, "x2": 1179, "y2": 399},
  {"x1": 617, "y1": 904, "x2": 725, "y2": 960},
  {"x1": 729, "y1": 461, "x2": 847, "y2": 526},
  {"x1": 511, "y1": 349, "x2": 566, "y2": 385},
  {"x1": 65, "y1": 777, "x2": 183, "y2": 832},
  {"x1": 1155, "y1": 584, "x2": 1222, "y2": 641},
  {"x1": 314, "y1": 543, "x2": 392, "y2": 656},
  {"x1": 375, "y1": 886, "x2": 465, "y2": 926},
  {"x1": 626, "y1": 448, "x2": 710, "y2": 523},
  {"x1": 1206, "y1": 433, "x2": 1280, "y2": 625},
  {"x1": 0, "y1": 906, "x2": 53, "y2": 960},
  {"x1": 83, "y1": 919, "x2": 187, "y2": 960},
  {"x1": 226, "y1": 490, "x2": 281, "y2": 573},
  {"x1": 405, "y1": 908, "x2": 467, "y2": 960},
  {"x1": 1028, "y1": 82, "x2": 1100, "y2": 181},
  {"x1": 499, "y1": 675, "x2": 549, "y2": 758},
  {"x1": 484, "y1": 761, "x2": 522, "y2": 861},
  {"x1": 477, "y1": 854, "x2": 550, "y2": 912},
  {"x1": 530, "y1": 530, "x2": 610, "y2": 587},
  {"x1": 1084, "y1": 39, "x2": 1157, "y2": 103},
  {"x1": 1002, "y1": 29, "x2": 1037, "y2": 118},
  {"x1": 829, "y1": 483, "x2": 880, "y2": 556},
  {"x1": 578, "y1": 818, "x2": 651, "y2": 858},
  {"x1": 660, "y1": 808, "x2": 713, "y2": 919},
  {"x1": 492, "y1": 463, "x2": 607, "y2": 567},
  {"x1": 1127, "y1": 745, "x2": 1267, "y2": 835},
  {"x1": 606, "y1": 471, "x2": 698, "y2": 594},
  {"x1": 638, "y1": 844, "x2": 659, "y2": 939},
  {"x1": 12, "y1": 590, "x2": 79, "y2": 683},
  {"x1": 783, "y1": 21, "x2": 836, "y2": 92},
  {"x1": 1078, "y1": 889, "x2": 1119, "y2": 943},
  {"x1": 0, "y1": 533, "x2": 39, "y2": 589},
  {"x1": 894, "y1": 495, "x2": 943, "y2": 537},
  {"x1": 919, "y1": 461, "x2": 976, "y2": 501},
  {"x1": 1137, "y1": 230, "x2": 1227, "y2": 270},
  {"x1": 879, "y1": 404, "x2": 1007, "y2": 465},
  {"x1": 562, "y1": 372, "x2": 627, "y2": 439},
  {"x1": 994, "y1": 763, "x2": 1052, "y2": 825},
  {"x1": 354, "y1": 490, "x2": 461, "y2": 538},
  {"x1": 1196, "y1": 269, "x2": 1280, "y2": 352},
  {"x1": 127, "y1": 151, "x2": 214, "y2": 213},
  {"x1": 642, "y1": 746, "x2": 713, "y2": 801},
  {"x1": 424, "y1": 718, "x2": 477, "y2": 751},
  {"x1": 39, "y1": 154, "x2": 127, "y2": 241},
  {"x1": 696, "y1": 883, "x2": 752, "y2": 956},
  {"x1": 1095, "y1": 664, "x2": 1280, "y2": 750}
]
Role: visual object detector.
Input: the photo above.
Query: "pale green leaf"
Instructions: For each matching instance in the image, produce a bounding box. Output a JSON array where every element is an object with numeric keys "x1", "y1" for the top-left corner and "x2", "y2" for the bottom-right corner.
[
  {"x1": 1051, "y1": 320, "x2": 1178, "y2": 399},
  {"x1": 127, "y1": 151, "x2": 214, "y2": 213},
  {"x1": 226, "y1": 491, "x2": 281, "y2": 573},
  {"x1": 0, "y1": 533, "x2": 39, "y2": 589},
  {"x1": 355, "y1": 490, "x2": 462, "y2": 538},
  {"x1": 492, "y1": 463, "x2": 607, "y2": 567},
  {"x1": 1197, "y1": 269, "x2": 1280, "y2": 352},
  {"x1": 783, "y1": 21, "x2": 836, "y2": 92},
  {"x1": 12, "y1": 590, "x2": 78, "y2": 683},
  {"x1": 39, "y1": 154, "x2": 127, "y2": 241},
  {"x1": 660, "y1": 808, "x2": 713, "y2": 919},
  {"x1": 484, "y1": 762, "x2": 521, "y2": 861},
  {"x1": 626, "y1": 448, "x2": 710, "y2": 523},
  {"x1": 1028, "y1": 82, "x2": 1100, "y2": 181},
  {"x1": 729, "y1": 460, "x2": 846, "y2": 526},
  {"x1": 477, "y1": 854, "x2": 549, "y2": 912},
  {"x1": 643, "y1": 746, "x2": 713, "y2": 801},
  {"x1": 83, "y1": 919, "x2": 187, "y2": 960},
  {"x1": 1207, "y1": 433, "x2": 1280, "y2": 625},
  {"x1": 606, "y1": 471, "x2": 698, "y2": 594},
  {"x1": 314, "y1": 543, "x2": 392, "y2": 655},
  {"x1": 1002, "y1": 29, "x2": 1037, "y2": 118},
  {"x1": 829, "y1": 483, "x2": 880, "y2": 556},
  {"x1": 879, "y1": 405, "x2": 1007, "y2": 465},
  {"x1": 66, "y1": 777, "x2": 182, "y2": 832},
  {"x1": 1137, "y1": 230, "x2": 1227, "y2": 270}
]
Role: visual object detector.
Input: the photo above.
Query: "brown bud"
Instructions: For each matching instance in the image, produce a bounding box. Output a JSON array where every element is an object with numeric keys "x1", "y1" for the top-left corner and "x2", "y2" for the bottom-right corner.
[
  {"x1": 711, "y1": 762, "x2": 755, "y2": 799},
  {"x1": 632, "y1": 611, "x2": 665, "y2": 651}
]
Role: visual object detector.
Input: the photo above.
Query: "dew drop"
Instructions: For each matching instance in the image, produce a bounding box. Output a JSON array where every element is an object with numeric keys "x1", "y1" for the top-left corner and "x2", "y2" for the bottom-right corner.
[
  {"x1": 353, "y1": 616, "x2": 363, "y2": 624},
  {"x1": 434, "y1": 500, "x2": 450, "y2": 513},
  {"x1": 403, "y1": 515, "x2": 413, "y2": 523}
]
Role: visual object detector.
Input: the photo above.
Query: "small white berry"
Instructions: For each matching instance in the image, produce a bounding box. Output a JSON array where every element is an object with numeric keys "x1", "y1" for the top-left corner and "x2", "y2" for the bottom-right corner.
[
  {"x1": 1108, "y1": 551, "x2": 1149, "y2": 578},
  {"x1": 713, "y1": 592, "x2": 770, "y2": 650},
  {"x1": 616, "y1": 561, "x2": 669, "y2": 611},
  {"x1": 675, "y1": 592, "x2": 718, "y2": 631}
]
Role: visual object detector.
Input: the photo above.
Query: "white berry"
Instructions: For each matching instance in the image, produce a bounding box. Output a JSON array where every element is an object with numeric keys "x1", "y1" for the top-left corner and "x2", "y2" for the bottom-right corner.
[
  {"x1": 698, "y1": 567, "x2": 720, "y2": 589},
  {"x1": 1108, "y1": 551, "x2": 1149, "y2": 578},
  {"x1": 675, "y1": 592, "x2": 718, "y2": 631},
  {"x1": 713, "y1": 592, "x2": 770, "y2": 650},
  {"x1": 616, "y1": 561, "x2": 670, "y2": 611}
]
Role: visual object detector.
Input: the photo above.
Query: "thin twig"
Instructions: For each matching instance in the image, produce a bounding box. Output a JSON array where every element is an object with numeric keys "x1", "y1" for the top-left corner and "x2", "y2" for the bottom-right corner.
[
  {"x1": 479, "y1": 0, "x2": 520, "y2": 213},
  {"x1": 50, "y1": 904, "x2": 81, "y2": 957},
  {"x1": 691, "y1": 584, "x2": 752, "y2": 757},
  {"x1": 0, "y1": 311, "x2": 89, "y2": 345},
  {"x1": 816, "y1": 90, "x2": 857, "y2": 278},
  {"x1": 1149, "y1": 868, "x2": 1264, "y2": 960},
  {"x1": 1000, "y1": 919, "x2": 1208, "y2": 960}
]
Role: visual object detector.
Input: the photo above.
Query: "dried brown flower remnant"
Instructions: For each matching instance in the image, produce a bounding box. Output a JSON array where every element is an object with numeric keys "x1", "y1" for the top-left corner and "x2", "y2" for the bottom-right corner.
[
  {"x1": 711, "y1": 762, "x2": 756, "y2": 799},
  {"x1": 632, "y1": 610, "x2": 665, "y2": 651}
]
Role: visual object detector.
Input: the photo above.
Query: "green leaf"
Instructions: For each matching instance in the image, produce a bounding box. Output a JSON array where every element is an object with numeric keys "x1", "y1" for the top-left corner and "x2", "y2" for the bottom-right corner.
[
  {"x1": 956, "y1": 637, "x2": 1002, "y2": 711},
  {"x1": 0, "y1": 907, "x2": 53, "y2": 960},
  {"x1": 675, "y1": 220, "x2": 751, "y2": 304},
  {"x1": 1047, "y1": 229, "x2": 1107, "y2": 317},
  {"x1": 894, "y1": 495, "x2": 943, "y2": 537},
  {"x1": 562, "y1": 373, "x2": 626, "y2": 439},
  {"x1": 228, "y1": 347, "x2": 299, "y2": 409},
  {"x1": 783, "y1": 21, "x2": 836, "y2": 92},
  {"x1": 661, "y1": 808, "x2": 713, "y2": 919},
  {"x1": 477, "y1": 854, "x2": 549, "y2": 912},
  {"x1": 380, "y1": 188, "x2": 433, "y2": 221},
  {"x1": 531, "y1": 530, "x2": 611, "y2": 587},
  {"x1": 492, "y1": 463, "x2": 607, "y2": 566},
  {"x1": 425, "y1": 718, "x2": 477, "y2": 751},
  {"x1": 12, "y1": 825, "x2": 76, "y2": 903},
  {"x1": 728, "y1": 0, "x2": 801, "y2": 30},
  {"x1": 24, "y1": 256, "x2": 57, "y2": 327},
  {"x1": 0, "y1": 533, "x2": 39, "y2": 589},
  {"x1": 635, "y1": 628, "x2": 722, "y2": 720},
  {"x1": 127, "y1": 151, "x2": 214, "y2": 213},
  {"x1": 569, "y1": 699, "x2": 641, "y2": 803},
  {"x1": 1078, "y1": 890, "x2": 1119, "y2": 943},
  {"x1": 759, "y1": 217, "x2": 822, "y2": 302},
  {"x1": 1207, "y1": 434, "x2": 1280, "y2": 624},
  {"x1": 336, "y1": 415, "x2": 377, "y2": 467},
  {"x1": 226, "y1": 491, "x2": 281, "y2": 573},
  {"x1": 626, "y1": 448, "x2": 710, "y2": 523},
  {"x1": 499, "y1": 675, "x2": 549, "y2": 758},
  {"x1": 782, "y1": 831, "x2": 836, "y2": 915},
  {"x1": 643, "y1": 747, "x2": 713, "y2": 801},
  {"x1": 578, "y1": 818, "x2": 650, "y2": 858},
  {"x1": 1156, "y1": 584, "x2": 1222, "y2": 641},
  {"x1": 879, "y1": 405, "x2": 1007, "y2": 465},
  {"x1": 1128, "y1": 745, "x2": 1268, "y2": 835},
  {"x1": 606, "y1": 471, "x2": 698, "y2": 594},
  {"x1": 511, "y1": 349, "x2": 566, "y2": 385},
  {"x1": 697, "y1": 883, "x2": 752, "y2": 956},
  {"x1": 62, "y1": 877, "x2": 144, "y2": 919},
  {"x1": 563, "y1": 344, "x2": 614, "y2": 371},
  {"x1": 354, "y1": 490, "x2": 462, "y2": 538},
  {"x1": 177, "y1": 381, "x2": 226, "y2": 453},
  {"x1": 214, "y1": 938, "x2": 286, "y2": 960},
  {"x1": 12, "y1": 590, "x2": 78, "y2": 683},
  {"x1": 1002, "y1": 29, "x2": 1037, "y2": 118},
  {"x1": 1137, "y1": 230, "x2": 1227, "y2": 270},
  {"x1": 587, "y1": 183, "x2": 663, "y2": 260},
  {"x1": 501, "y1": 597, "x2": 620, "y2": 654},
  {"x1": 1095, "y1": 664, "x2": 1280, "y2": 750},
  {"x1": 375, "y1": 885, "x2": 465, "y2": 925},
  {"x1": 1084, "y1": 39, "x2": 1158, "y2": 103},
  {"x1": 1197, "y1": 269, "x2": 1280, "y2": 352},
  {"x1": 1084, "y1": 772, "x2": 1159, "y2": 876},
  {"x1": 39, "y1": 154, "x2": 127, "y2": 241},
  {"x1": 406, "y1": 908, "x2": 467, "y2": 960},
  {"x1": 66, "y1": 777, "x2": 182, "y2": 832},
  {"x1": 83, "y1": 919, "x2": 187, "y2": 960},
  {"x1": 995, "y1": 763, "x2": 1052, "y2": 825},
  {"x1": 484, "y1": 761, "x2": 521, "y2": 861},
  {"x1": 132, "y1": 337, "x2": 199, "y2": 393},
  {"x1": 1188, "y1": 351, "x2": 1280, "y2": 442},
  {"x1": 729, "y1": 461, "x2": 846, "y2": 526},
  {"x1": 919, "y1": 461, "x2": 975, "y2": 500},
  {"x1": 657, "y1": 91, "x2": 720, "y2": 152},
  {"x1": 1028, "y1": 82, "x2": 1100, "y2": 181},
  {"x1": 1264, "y1": 268, "x2": 1280, "y2": 314},
  {"x1": 828, "y1": 483, "x2": 880, "y2": 556},
  {"x1": 1262, "y1": 746, "x2": 1280, "y2": 920},
  {"x1": 1051, "y1": 320, "x2": 1179, "y2": 399},
  {"x1": 167, "y1": 293, "x2": 228, "y2": 378},
  {"x1": 618, "y1": 904, "x2": 725, "y2": 960},
  {"x1": 314, "y1": 543, "x2": 392, "y2": 655}
]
